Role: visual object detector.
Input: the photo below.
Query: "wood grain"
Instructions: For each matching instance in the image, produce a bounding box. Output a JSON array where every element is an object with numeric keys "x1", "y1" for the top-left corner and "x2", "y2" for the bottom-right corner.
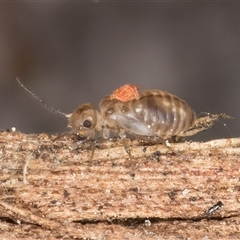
[{"x1": 0, "y1": 131, "x2": 240, "y2": 239}]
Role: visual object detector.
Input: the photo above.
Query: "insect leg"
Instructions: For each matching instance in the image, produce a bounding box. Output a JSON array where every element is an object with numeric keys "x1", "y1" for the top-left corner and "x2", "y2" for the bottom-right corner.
[
  {"x1": 69, "y1": 138, "x2": 96, "y2": 161},
  {"x1": 118, "y1": 130, "x2": 133, "y2": 160},
  {"x1": 122, "y1": 138, "x2": 133, "y2": 160},
  {"x1": 148, "y1": 136, "x2": 186, "y2": 158},
  {"x1": 89, "y1": 140, "x2": 96, "y2": 161}
]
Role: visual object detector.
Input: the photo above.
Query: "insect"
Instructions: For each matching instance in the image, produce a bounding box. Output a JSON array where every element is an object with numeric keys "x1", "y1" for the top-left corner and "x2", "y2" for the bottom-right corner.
[
  {"x1": 204, "y1": 201, "x2": 223, "y2": 215},
  {"x1": 110, "y1": 84, "x2": 140, "y2": 102},
  {"x1": 16, "y1": 79, "x2": 231, "y2": 158},
  {"x1": 68, "y1": 89, "x2": 196, "y2": 141}
]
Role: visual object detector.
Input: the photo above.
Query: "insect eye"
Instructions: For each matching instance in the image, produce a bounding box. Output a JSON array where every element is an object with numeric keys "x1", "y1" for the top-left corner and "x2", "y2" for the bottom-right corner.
[{"x1": 83, "y1": 120, "x2": 92, "y2": 128}]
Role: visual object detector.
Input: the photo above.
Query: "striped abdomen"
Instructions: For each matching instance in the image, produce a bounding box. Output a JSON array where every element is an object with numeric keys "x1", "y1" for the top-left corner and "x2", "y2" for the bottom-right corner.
[{"x1": 99, "y1": 90, "x2": 195, "y2": 138}]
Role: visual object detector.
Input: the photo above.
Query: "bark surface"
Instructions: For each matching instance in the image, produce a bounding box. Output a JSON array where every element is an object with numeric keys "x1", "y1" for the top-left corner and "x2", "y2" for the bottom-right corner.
[{"x1": 0, "y1": 131, "x2": 240, "y2": 239}]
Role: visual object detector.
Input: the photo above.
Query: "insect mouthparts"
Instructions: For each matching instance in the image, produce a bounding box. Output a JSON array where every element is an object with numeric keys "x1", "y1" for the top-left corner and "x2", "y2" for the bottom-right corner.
[{"x1": 76, "y1": 133, "x2": 87, "y2": 141}]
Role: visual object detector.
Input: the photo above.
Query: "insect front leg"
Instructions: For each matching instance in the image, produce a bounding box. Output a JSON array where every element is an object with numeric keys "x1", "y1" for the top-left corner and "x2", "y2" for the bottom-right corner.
[{"x1": 69, "y1": 133, "x2": 93, "y2": 150}]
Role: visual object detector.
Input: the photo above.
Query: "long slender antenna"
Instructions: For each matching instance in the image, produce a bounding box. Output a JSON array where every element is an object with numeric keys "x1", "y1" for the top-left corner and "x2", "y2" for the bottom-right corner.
[{"x1": 16, "y1": 78, "x2": 67, "y2": 117}]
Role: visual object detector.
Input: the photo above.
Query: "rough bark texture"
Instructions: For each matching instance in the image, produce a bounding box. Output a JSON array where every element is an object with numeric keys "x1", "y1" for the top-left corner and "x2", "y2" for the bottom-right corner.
[{"x1": 0, "y1": 130, "x2": 240, "y2": 239}]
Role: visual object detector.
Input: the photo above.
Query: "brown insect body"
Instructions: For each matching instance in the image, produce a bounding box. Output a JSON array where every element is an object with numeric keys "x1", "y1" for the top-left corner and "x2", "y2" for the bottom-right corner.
[{"x1": 68, "y1": 90, "x2": 196, "y2": 140}]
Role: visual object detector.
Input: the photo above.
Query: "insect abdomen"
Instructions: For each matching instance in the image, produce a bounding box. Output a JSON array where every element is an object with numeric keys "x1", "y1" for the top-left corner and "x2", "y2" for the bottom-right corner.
[
  {"x1": 100, "y1": 90, "x2": 195, "y2": 138},
  {"x1": 131, "y1": 90, "x2": 195, "y2": 137}
]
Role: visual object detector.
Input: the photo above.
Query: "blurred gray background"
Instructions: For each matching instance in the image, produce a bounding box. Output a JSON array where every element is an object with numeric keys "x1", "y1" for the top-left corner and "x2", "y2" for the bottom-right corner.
[{"x1": 0, "y1": 2, "x2": 239, "y2": 141}]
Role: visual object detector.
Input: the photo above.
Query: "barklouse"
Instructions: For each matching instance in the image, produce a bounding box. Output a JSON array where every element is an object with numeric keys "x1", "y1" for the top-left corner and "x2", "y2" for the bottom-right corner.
[
  {"x1": 16, "y1": 79, "x2": 231, "y2": 157},
  {"x1": 69, "y1": 89, "x2": 196, "y2": 141},
  {"x1": 67, "y1": 89, "x2": 196, "y2": 156}
]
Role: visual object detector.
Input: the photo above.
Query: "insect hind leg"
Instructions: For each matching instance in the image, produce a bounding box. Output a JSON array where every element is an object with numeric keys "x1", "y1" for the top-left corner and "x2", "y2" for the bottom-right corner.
[
  {"x1": 117, "y1": 130, "x2": 133, "y2": 160},
  {"x1": 122, "y1": 137, "x2": 133, "y2": 160},
  {"x1": 137, "y1": 135, "x2": 179, "y2": 156}
]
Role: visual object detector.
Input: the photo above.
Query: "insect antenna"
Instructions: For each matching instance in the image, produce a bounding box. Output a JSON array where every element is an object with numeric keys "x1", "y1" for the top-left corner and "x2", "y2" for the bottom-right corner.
[{"x1": 16, "y1": 78, "x2": 67, "y2": 117}]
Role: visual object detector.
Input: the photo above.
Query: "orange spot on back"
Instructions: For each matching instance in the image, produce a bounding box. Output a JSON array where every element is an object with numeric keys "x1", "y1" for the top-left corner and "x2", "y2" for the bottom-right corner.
[{"x1": 110, "y1": 84, "x2": 140, "y2": 102}]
